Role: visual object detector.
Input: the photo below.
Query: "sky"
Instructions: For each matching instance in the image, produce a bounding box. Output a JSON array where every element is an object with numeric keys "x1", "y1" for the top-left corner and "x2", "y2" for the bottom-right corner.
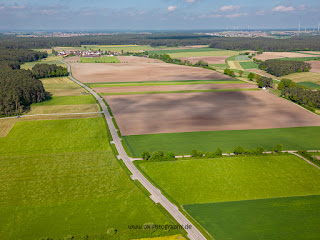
[{"x1": 0, "y1": 0, "x2": 319, "y2": 30}]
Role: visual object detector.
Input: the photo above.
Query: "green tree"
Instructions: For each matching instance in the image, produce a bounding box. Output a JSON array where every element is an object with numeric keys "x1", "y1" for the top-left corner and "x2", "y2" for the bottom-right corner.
[
  {"x1": 191, "y1": 149, "x2": 203, "y2": 158},
  {"x1": 273, "y1": 144, "x2": 283, "y2": 153},
  {"x1": 248, "y1": 72, "x2": 255, "y2": 80},
  {"x1": 234, "y1": 146, "x2": 244, "y2": 155},
  {"x1": 141, "y1": 151, "x2": 150, "y2": 160},
  {"x1": 238, "y1": 70, "x2": 244, "y2": 77},
  {"x1": 278, "y1": 81, "x2": 284, "y2": 90},
  {"x1": 215, "y1": 148, "x2": 223, "y2": 156},
  {"x1": 165, "y1": 151, "x2": 175, "y2": 161}
]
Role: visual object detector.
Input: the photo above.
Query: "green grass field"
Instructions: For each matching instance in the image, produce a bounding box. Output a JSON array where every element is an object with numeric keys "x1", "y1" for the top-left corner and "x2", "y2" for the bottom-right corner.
[
  {"x1": 31, "y1": 95, "x2": 96, "y2": 106},
  {"x1": 210, "y1": 64, "x2": 229, "y2": 68},
  {"x1": 80, "y1": 56, "x2": 120, "y2": 63},
  {"x1": 148, "y1": 48, "x2": 222, "y2": 55},
  {"x1": 100, "y1": 88, "x2": 259, "y2": 96},
  {"x1": 298, "y1": 81, "x2": 320, "y2": 89},
  {"x1": 169, "y1": 50, "x2": 241, "y2": 58},
  {"x1": 278, "y1": 57, "x2": 320, "y2": 61},
  {"x1": 239, "y1": 61, "x2": 259, "y2": 69},
  {"x1": 20, "y1": 55, "x2": 65, "y2": 69},
  {"x1": 84, "y1": 45, "x2": 153, "y2": 52},
  {"x1": 138, "y1": 155, "x2": 320, "y2": 204},
  {"x1": 123, "y1": 127, "x2": 320, "y2": 157},
  {"x1": 235, "y1": 55, "x2": 250, "y2": 61},
  {"x1": 0, "y1": 117, "x2": 178, "y2": 239},
  {"x1": 87, "y1": 79, "x2": 241, "y2": 88},
  {"x1": 184, "y1": 195, "x2": 320, "y2": 240}
]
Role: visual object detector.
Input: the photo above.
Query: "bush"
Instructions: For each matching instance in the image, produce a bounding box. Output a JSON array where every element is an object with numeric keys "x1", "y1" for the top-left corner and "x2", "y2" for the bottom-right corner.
[
  {"x1": 248, "y1": 72, "x2": 255, "y2": 80},
  {"x1": 191, "y1": 149, "x2": 203, "y2": 158},
  {"x1": 204, "y1": 152, "x2": 215, "y2": 158},
  {"x1": 215, "y1": 148, "x2": 223, "y2": 156},
  {"x1": 149, "y1": 151, "x2": 165, "y2": 161},
  {"x1": 273, "y1": 144, "x2": 283, "y2": 153},
  {"x1": 234, "y1": 146, "x2": 244, "y2": 155},
  {"x1": 224, "y1": 69, "x2": 231, "y2": 75},
  {"x1": 165, "y1": 151, "x2": 175, "y2": 160},
  {"x1": 141, "y1": 151, "x2": 150, "y2": 160},
  {"x1": 238, "y1": 70, "x2": 244, "y2": 77}
]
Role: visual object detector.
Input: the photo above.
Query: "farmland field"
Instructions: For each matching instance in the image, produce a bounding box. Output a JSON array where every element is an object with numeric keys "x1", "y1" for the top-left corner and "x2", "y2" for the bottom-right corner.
[
  {"x1": 70, "y1": 62, "x2": 232, "y2": 83},
  {"x1": 308, "y1": 61, "x2": 320, "y2": 73},
  {"x1": 0, "y1": 117, "x2": 178, "y2": 239},
  {"x1": 239, "y1": 61, "x2": 259, "y2": 69},
  {"x1": 124, "y1": 126, "x2": 320, "y2": 157},
  {"x1": 80, "y1": 56, "x2": 120, "y2": 63},
  {"x1": 278, "y1": 57, "x2": 320, "y2": 61},
  {"x1": 31, "y1": 95, "x2": 96, "y2": 106},
  {"x1": 138, "y1": 155, "x2": 320, "y2": 204},
  {"x1": 184, "y1": 195, "x2": 320, "y2": 240},
  {"x1": 105, "y1": 91, "x2": 320, "y2": 136},
  {"x1": 169, "y1": 50, "x2": 241, "y2": 58},
  {"x1": 280, "y1": 72, "x2": 320, "y2": 83},
  {"x1": 147, "y1": 47, "x2": 222, "y2": 55},
  {"x1": 297, "y1": 81, "x2": 320, "y2": 89},
  {"x1": 235, "y1": 55, "x2": 250, "y2": 61},
  {"x1": 26, "y1": 104, "x2": 100, "y2": 115},
  {"x1": 255, "y1": 52, "x2": 320, "y2": 61},
  {"x1": 20, "y1": 55, "x2": 65, "y2": 69},
  {"x1": 84, "y1": 45, "x2": 153, "y2": 52}
]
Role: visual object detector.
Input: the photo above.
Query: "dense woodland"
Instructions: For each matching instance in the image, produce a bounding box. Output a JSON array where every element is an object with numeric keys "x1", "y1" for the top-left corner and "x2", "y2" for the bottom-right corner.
[
  {"x1": 0, "y1": 67, "x2": 48, "y2": 116},
  {"x1": 1, "y1": 35, "x2": 320, "y2": 51},
  {"x1": 32, "y1": 64, "x2": 68, "y2": 79},
  {"x1": 279, "y1": 79, "x2": 320, "y2": 110},
  {"x1": 259, "y1": 60, "x2": 311, "y2": 77}
]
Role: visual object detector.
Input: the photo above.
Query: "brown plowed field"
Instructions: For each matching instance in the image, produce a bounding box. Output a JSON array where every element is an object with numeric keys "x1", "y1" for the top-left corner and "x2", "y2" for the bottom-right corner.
[
  {"x1": 178, "y1": 56, "x2": 230, "y2": 64},
  {"x1": 308, "y1": 61, "x2": 320, "y2": 73},
  {"x1": 255, "y1": 52, "x2": 320, "y2": 61},
  {"x1": 117, "y1": 56, "x2": 164, "y2": 63},
  {"x1": 104, "y1": 91, "x2": 320, "y2": 136},
  {"x1": 93, "y1": 83, "x2": 256, "y2": 93},
  {"x1": 70, "y1": 62, "x2": 232, "y2": 83}
]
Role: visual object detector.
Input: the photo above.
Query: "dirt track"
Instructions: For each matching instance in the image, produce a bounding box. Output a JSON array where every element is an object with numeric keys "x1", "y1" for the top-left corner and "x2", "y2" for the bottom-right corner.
[
  {"x1": 308, "y1": 61, "x2": 320, "y2": 73},
  {"x1": 104, "y1": 91, "x2": 320, "y2": 136},
  {"x1": 178, "y1": 56, "x2": 229, "y2": 64},
  {"x1": 70, "y1": 62, "x2": 232, "y2": 83},
  {"x1": 94, "y1": 83, "x2": 256, "y2": 93}
]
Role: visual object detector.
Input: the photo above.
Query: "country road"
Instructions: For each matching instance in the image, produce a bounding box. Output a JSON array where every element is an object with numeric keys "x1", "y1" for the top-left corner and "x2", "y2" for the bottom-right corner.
[{"x1": 61, "y1": 59, "x2": 207, "y2": 240}]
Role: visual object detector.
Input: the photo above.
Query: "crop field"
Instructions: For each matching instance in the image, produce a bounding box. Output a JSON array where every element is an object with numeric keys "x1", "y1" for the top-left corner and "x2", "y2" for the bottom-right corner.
[
  {"x1": 80, "y1": 56, "x2": 120, "y2": 63},
  {"x1": 184, "y1": 195, "x2": 320, "y2": 240},
  {"x1": 0, "y1": 121, "x2": 15, "y2": 137},
  {"x1": 169, "y1": 50, "x2": 241, "y2": 58},
  {"x1": 0, "y1": 117, "x2": 178, "y2": 240},
  {"x1": 84, "y1": 44, "x2": 153, "y2": 52},
  {"x1": 26, "y1": 104, "x2": 100, "y2": 115},
  {"x1": 41, "y1": 77, "x2": 87, "y2": 96},
  {"x1": 20, "y1": 55, "x2": 65, "y2": 69},
  {"x1": 31, "y1": 95, "x2": 96, "y2": 106},
  {"x1": 105, "y1": 91, "x2": 320, "y2": 136},
  {"x1": 178, "y1": 56, "x2": 230, "y2": 65},
  {"x1": 298, "y1": 81, "x2": 320, "y2": 89},
  {"x1": 93, "y1": 83, "x2": 256, "y2": 94},
  {"x1": 124, "y1": 126, "x2": 320, "y2": 157},
  {"x1": 132, "y1": 235, "x2": 186, "y2": 240},
  {"x1": 255, "y1": 52, "x2": 320, "y2": 61},
  {"x1": 239, "y1": 61, "x2": 259, "y2": 69},
  {"x1": 148, "y1": 47, "x2": 222, "y2": 55},
  {"x1": 235, "y1": 55, "x2": 250, "y2": 61},
  {"x1": 280, "y1": 72, "x2": 320, "y2": 83},
  {"x1": 308, "y1": 61, "x2": 320, "y2": 73},
  {"x1": 117, "y1": 56, "x2": 164, "y2": 63},
  {"x1": 70, "y1": 62, "x2": 232, "y2": 83},
  {"x1": 138, "y1": 155, "x2": 320, "y2": 204},
  {"x1": 278, "y1": 57, "x2": 320, "y2": 61},
  {"x1": 210, "y1": 63, "x2": 229, "y2": 68}
]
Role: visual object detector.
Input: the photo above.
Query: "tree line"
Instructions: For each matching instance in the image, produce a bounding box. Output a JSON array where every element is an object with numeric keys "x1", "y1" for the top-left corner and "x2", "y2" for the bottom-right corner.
[
  {"x1": 278, "y1": 79, "x2": 320, "y2": 110},
  {"x1": 32, "y1": 64, "x2": 68, "y2": 78},
  {"x1": 259, "y1": 59, "x2": 311, "y2": 77},
  {"x1": 1, "y1": 35, "x2": 320, "y2": 51}
]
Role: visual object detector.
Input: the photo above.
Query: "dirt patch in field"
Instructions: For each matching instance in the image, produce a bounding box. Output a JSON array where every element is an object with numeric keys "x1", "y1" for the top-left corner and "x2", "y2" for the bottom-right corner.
[
  {"x1": 308, "y1": 61, "x2": 320, "y2": 73},
  {"x1": 178, "y1": 56, "x2": 230, "y2": 64},
  {"x1": 104, "y1": 91, "x2": 320, "y2": 135},
  {"x1": 65, "y1": 56, "x2": 80, "y2": 63},
  {"x1": 117, "y1": 56, "x2": 163, "y2": 63},
  {"x1": 255, "y1": 52, "x2": 320, "y2": 61},
  {"x1": 247, "y1": 69, "x2": 278, "y2": 79},
  {"x1": 70, "y1": 62, "x2": 232, "y2": 83},
  {"x1": 94, "y1": 83, "x2": 256, "y2": 93}
]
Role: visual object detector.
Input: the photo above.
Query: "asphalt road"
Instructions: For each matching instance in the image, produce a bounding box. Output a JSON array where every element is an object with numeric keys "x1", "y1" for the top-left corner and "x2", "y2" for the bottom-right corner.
[{"x1": 62, "y1": 59, "x2": 207, "y2": 240}]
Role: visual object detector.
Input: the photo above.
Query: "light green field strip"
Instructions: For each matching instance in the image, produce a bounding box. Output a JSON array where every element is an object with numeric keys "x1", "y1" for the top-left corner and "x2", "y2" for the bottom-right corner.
[
  {"x1": 239, "y1": 61, "x2": 259, "y2": 69},
  {"x1": 277, "y1": 57, "x2": 320, "y2": 61},
  {"x1": 80, "y1": 56, "x2": 120, "y2": 63},
  {"x1": 100, "y1": 88, "x2": 260, "y2": 96},
  {"x1": 169, "y1": 50, "x2": 241, "y2": 58},
  {"x1": 88, "y1": 80, "x2": 243, "y2": 88},
  {"x1": 148, "y1": 48, "x2": 223, "y2": 55},
  {"x1": 26, "y1": 104, "x2": 100, "y2": 115},
  {"x1": 138, "y1": 155, "x2": 320, "y2": 205},
  {"x1": 20, "y1": 55, "x2": 65, "y2": 70},
  {"x1": 31, "y1": 95, "x2": 96, "y2": 106},
  {"x1": 184, "y1": 195, "x2": 320, "y2": 240},
  {"x1": 123, "y1": 126, "x2": 320, "y2": 157}
]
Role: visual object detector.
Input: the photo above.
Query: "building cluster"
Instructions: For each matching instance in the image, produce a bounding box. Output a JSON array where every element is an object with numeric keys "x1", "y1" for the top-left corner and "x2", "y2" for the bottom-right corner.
[
  {"x1": 205, "y1": 31, "x2": 268, "y2": 37},
  {"x1": 57, "y1": 50, "x2": 122, "y2": 57}
]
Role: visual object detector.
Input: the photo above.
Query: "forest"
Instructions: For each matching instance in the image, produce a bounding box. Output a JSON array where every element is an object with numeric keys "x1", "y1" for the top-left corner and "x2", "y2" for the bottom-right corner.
[
  {"x1": 0, "y1": 67, "x2": 48, "y2": 116},
  {"x1": 258, "y1": 60, "x2": 311, "y2": 77},
  {"x1": 279, "y1": 79, "x2": 320, "y2": 110},
  {"x1": 32, "y1": 64, "x2": 68, "y2": 78},
  {"x1": 1, "y1": 35, "x2": 320, "y2": 51}
]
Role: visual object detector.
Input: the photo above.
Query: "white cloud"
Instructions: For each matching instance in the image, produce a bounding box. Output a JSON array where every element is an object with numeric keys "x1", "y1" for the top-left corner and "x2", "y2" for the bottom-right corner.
[
  {"x1": 11, "y1": 5, "x2": 26, "y2": 9},
  {"x1": 219, "y1": 5, "x2": 240, "y2": 12},
  {"x1": 168, "y1": 5, "x2": 177, "y2": 12},
  {"x1": 185, "y1": 0, "x2": 196, "y2": 3},
  {"x1": 199, "y1": 14, "x2": 222, "y2": 19},
  {"x1": 256, "y1": 10, "x2": 265, "y2": 15},
  {"x1": 226, "y1": 13, "x2": 248, "y2": 18},
  {"x1": 272, "y1": 5, "x2": 295, "y2": 12}
]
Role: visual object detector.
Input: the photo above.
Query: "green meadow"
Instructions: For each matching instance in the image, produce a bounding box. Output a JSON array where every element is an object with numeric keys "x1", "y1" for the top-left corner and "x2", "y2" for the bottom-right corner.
[
  {"x1": 123, "y1": 127, "x2": 320, "y2": 157},
  {"x1": 298, "y1": 81, "x2": 320, "y2": 89},
  {"x1": 31, "y1": 95, "x2": 96, "y2": 106},
  {"x1": 184, "y1": 195, "x2": 320, "y2": 240},
  {"x1": 80, "y1": 56, "x2": 120, "y2": 63},
  {"x1": 138, "y1": 155, "x2": 320, "y2": 205},
  {"x1": 239, "y1": 61, "x2": 259, "y2": 69},
  {"x1": 0, "y1": 117, "x2": 179, "y2": 239}
]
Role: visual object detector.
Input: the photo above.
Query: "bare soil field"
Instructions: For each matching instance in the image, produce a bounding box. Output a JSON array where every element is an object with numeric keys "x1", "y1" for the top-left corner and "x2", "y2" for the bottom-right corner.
[
  {"x1": 178, "y1": 56, "x2": 230, "y2": 64},
  {"x1": 256, "y1": 52, "x2": 320, "y2": 61},
  {"x1": 117, "y1": 56, "x2": 163, "y2": 63},
  {"x1": 94, "y1": 83, "x2": 256, "y2": 93},
  {"x1": 64, "y1": 56, "x2": 80, "y2": 63},
  {"x1": 308, "y1": 61, "x2": 320, "y2": 73},
  {"x1": 70, "y1": 62, "x2": 232, "y2": 83},
  {"x1": 104, "y1": 91, "x2": 320, "y2": 136}
]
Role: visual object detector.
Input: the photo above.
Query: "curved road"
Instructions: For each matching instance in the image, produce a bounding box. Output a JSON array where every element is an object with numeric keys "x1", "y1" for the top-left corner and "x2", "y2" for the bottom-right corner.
[{"x1": 62, "y1": 59, "x2": 207, "y2": 240}]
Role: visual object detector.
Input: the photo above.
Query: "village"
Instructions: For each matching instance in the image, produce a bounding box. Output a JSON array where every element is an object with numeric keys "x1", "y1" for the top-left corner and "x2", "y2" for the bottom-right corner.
[{"x1": 57, "y1": 49, "x2": 122, "y2": 58}]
